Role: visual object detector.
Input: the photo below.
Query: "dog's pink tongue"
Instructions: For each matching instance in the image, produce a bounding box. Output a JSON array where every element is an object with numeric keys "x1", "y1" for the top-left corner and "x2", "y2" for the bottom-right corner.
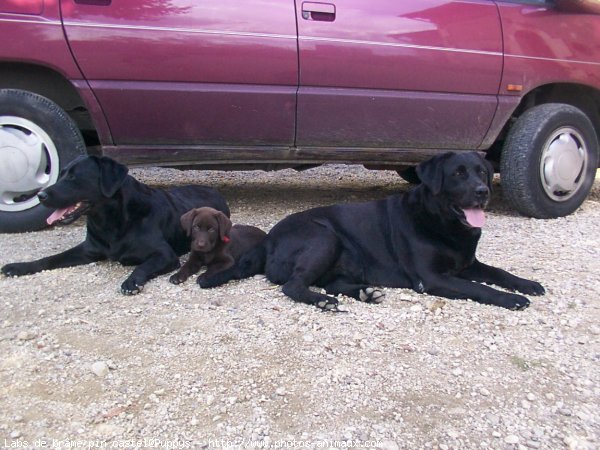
[
  {"x1": 46, "y1": 208, "x2": 69, "y2": 225},
  {"x1": 462, "y1": 208, "x2": 485, "y2": 228}
]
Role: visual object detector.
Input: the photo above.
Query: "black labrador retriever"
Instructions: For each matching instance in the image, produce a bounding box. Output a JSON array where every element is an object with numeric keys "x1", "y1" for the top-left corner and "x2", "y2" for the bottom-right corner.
[
  {"x1": 199, "y1": 152, "x2": 544, "y2": 311},
  {"x1": 1, "y1": 156, "x2": 230, "y2": 294}
]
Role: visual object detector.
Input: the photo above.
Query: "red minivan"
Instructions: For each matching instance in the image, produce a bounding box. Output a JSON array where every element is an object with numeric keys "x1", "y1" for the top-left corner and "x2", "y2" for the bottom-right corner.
[{"x1": 1, "y1": 0, "x2": 599, "y2": 232}]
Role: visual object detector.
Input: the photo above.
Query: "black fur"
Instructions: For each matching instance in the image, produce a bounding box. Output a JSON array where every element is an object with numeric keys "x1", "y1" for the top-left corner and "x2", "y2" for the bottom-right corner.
[
  {"x1": 200, "y1": 152, "x2": 544, "y2": 311},
  {"x1": 1, "y1": 156, "x2": 230, "y2": 294}
]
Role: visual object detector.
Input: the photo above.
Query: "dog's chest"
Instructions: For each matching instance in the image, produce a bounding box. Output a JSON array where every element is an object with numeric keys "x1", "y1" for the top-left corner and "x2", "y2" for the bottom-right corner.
[
  {"x1": 89, "y1": 229, "x2": 157, "y2": 265},
  {"x1": 109, "y1": 240, "x2": 147, "y2": 265},
  {"x1": 432, "y1": 240, "x2": 477, "y2": 274}
]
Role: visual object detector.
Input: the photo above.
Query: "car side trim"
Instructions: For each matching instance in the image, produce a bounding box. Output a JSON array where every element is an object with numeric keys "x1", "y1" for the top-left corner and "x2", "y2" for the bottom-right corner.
[
  {"x1": 60, "y1": 21, "x2": 504, "y2": 59},
  {"x1": 506, "y1": 53, "x2": 600, "y2": 67},
  {"x1": 0, "y1": 17, "x2": 61, "y2": 26},
  {"x1": 299, "y1": 36, "x2": 502, "y2": 57},
  {"x1": 62, "y1": 21, "x2": 297, "y2": 41}
]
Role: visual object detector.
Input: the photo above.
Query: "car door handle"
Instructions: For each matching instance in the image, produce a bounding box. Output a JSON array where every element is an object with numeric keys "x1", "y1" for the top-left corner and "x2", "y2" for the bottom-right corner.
[{"x1": 302, "y1": 2, "x2": 336, "y2": 21}]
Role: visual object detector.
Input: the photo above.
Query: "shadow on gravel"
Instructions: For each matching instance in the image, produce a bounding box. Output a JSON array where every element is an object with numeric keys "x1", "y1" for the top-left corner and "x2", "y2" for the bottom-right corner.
[{"x1": 133, "y1": 165, "x2": 600, "y2": 219}]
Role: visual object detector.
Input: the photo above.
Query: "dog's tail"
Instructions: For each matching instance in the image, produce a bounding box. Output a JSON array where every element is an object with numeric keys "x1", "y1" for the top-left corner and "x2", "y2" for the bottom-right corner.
[{"x1": 198, "y1": 243, "x2": 266, "y2": 289}]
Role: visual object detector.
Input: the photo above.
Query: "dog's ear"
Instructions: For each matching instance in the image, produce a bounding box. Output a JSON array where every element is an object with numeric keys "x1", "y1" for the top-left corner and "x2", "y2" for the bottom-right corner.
[
  {"x1": 95, "y1": 156, "x2": 129, "y2": 197},
  {"x1": 215, "y1": 211, "x2": 232, "y2": 242},
  {"x1": 416, "y1": 152, "x2": 454, "y2": 195},
  {"x1": 481, "y1": 155, "x2": 495, "y2": 191},
  {"x1": 180, "y1": 209, "x2": 197, "y2": 237}
]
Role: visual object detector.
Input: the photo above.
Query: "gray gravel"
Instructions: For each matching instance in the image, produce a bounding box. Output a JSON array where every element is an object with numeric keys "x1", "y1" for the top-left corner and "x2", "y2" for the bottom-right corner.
[{"x1": 1, "y1": 165, "x2": 599, "y2": 449}]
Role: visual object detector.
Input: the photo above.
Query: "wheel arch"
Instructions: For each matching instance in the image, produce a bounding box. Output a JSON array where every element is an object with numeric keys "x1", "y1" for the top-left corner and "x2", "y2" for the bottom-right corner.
[
  {"x1": 516, "y1": 83, "x2": 600, "y2": 140},
  {"x1": 0, "y1": 62, "x2": 101, "y2": 151},
  {"x1": 486, "y1": 83, "x2": 600, "y2": 167}
]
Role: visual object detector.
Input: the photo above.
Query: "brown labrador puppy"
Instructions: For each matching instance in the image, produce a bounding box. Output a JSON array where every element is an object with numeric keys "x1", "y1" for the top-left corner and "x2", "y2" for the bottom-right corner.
[{"x1": 169, "y1": 207, "x2": 266, "y2": 285}]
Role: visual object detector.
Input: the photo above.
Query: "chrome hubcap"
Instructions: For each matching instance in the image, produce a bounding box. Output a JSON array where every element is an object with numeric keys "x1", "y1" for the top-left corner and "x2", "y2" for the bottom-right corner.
[
  {"x1": 0, "y1": 116, "x2": 59, "y2": 212},
  {"x1": 540, "y1": 127, "x2": 587, "y2": 202}
]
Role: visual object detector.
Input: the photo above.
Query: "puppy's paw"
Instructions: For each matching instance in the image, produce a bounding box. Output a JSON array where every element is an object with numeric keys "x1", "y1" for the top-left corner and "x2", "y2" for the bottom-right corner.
[
  {"x1": 169, "y1": 273, "x2": 186, "y2": 285},
  {"x1": 121, "y1": 279, "x2": 143, "y2": 295},
  {"x1": 1, "y1": 263, "x2": 37, "y2": 277},
  {"x1": 497, "y1": 294, "x2": 530, "y2": 311},
  {"x1": 359, "y1": 287, "x2": 385, "y2": 304},
  {"x1": 514, "y1": 280, "x2": 545, "y2": 296},
  {"x1": 197, "y1": 274, "x2": 222, "y2": 289}
]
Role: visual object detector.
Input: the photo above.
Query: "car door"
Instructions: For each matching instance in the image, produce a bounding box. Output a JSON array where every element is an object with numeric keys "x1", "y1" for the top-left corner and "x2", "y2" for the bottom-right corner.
[
  {"x1": 295, "y1": 0, "x2": 503, "y2": 150},
  {"x1": 60, "y1": 0, "x2": 298, "y2": 147}
]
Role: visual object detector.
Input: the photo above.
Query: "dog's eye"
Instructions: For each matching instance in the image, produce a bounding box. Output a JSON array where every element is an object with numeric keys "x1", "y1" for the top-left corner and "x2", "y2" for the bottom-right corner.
[
  {"x1": 208, "y1": 228, "x2": 216, "y2": 233},
  {"x1": 453, "y1": 168, "x2": 465, "y2": 177}
]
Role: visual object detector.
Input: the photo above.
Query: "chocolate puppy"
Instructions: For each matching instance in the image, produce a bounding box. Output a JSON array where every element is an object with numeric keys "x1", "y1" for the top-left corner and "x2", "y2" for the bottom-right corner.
[{"x1": 169, "y1": 207, "x2": 266, "y2": 285}]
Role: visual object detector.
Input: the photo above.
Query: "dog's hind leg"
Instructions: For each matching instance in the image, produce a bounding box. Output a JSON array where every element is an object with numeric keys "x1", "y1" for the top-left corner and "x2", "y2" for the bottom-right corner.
[
  {"x1": 323, "y1": 278, "x2": 385, "y2": 304},
  {"x1": 278, "y1": 239, "x2": 342, "y2": 311},
  {"x1": 282, "y1": 278, "x2": 340, "y2": 311}
]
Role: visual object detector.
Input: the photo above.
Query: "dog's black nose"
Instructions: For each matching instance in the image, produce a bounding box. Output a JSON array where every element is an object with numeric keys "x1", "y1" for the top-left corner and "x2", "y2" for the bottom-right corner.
[
  {"x1": 475, "y1": 186, "x2": 489, "y2": 199},
  {"x1": 37, "y1": 191, "x2": 48, "y2": 202}
]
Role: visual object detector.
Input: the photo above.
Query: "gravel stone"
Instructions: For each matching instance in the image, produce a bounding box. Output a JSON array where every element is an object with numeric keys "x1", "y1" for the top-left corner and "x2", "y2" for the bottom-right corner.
[
  {"x1": 17, "y1": 330, "x2": 36, "y2": 341},
  {"x1": 90, "y1": 361, "x2": 109, "y2": 377},
  {"x1": 0, "y1": 165, "x2": 599, "y2": 447}
]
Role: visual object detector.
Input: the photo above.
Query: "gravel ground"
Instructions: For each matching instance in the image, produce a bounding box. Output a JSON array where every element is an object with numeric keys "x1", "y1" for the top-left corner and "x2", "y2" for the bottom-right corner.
[{"x1": 0, "y1": 164, "x2": 599, "y2": 450}]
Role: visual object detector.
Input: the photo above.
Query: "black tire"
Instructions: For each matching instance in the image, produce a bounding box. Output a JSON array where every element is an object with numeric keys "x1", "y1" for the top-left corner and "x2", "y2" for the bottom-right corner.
[
  {"x1": 0, "y1": 89, "x2": 85, "y2": 233},
  {"x1": 500, "y1": 103, "x2": 599, "y2": 218}
]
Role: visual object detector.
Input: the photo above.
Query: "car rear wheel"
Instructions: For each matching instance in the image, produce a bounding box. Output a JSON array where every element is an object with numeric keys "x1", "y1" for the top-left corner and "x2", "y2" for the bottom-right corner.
[
  {"x1": 0, "y1": 89, "x2": 85, "y2": 233},
  {"x1": 500, "y1": 103, "x2": 599, "y2": 218}
]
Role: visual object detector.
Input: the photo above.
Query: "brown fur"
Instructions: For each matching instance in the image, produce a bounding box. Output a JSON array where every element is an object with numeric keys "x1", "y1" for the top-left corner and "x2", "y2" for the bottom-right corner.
[{"x1": 169, "y1": 207, "x2": 266, "y2": 285}]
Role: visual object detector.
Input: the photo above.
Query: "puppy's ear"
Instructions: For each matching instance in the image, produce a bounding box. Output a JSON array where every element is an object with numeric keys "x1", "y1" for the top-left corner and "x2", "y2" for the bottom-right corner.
[
  {"x1": 96, "y1": 156, "x2": 129, "y2": 197},
  {"x1": 416, "y1": 152, "x2": 454, "y2": 195},
  {"x1": 215, "y1": 211, "x2": 232, "y2": 242},
  {"x1": 180, "y1": 210, "x2": 197, "y2": 237}
]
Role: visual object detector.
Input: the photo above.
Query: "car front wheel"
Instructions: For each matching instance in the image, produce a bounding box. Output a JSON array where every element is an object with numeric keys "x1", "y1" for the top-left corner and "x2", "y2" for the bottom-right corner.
[
  {"x1": 500, "y1": 103, "x2": 599, "y2": 218},
  {"x1": 0, "y1": 89, "x2": 85, "y2": 233}
]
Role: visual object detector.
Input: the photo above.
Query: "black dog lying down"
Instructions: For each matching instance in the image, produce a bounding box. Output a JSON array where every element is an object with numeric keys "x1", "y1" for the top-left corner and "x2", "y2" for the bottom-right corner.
[
  {"x1": 1, "y1": 156, "x2": 229, "y2": 294},
  {"x1": 200, "y1": 152, "x2": 544, "y2": 310}
]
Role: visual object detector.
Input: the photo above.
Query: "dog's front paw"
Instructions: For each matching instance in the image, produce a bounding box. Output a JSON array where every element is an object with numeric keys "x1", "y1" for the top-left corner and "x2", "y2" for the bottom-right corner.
[
  {"x1": 514, "y1": 280, "x2": 545, "y2": 296},
  {"x1": 121, "y1": 278, "x2": 143, "y2": 295},
  {"x1": 359, "y1": 287, "x2": 385, "y2": 304},
  {"x1": 497, "y1": 293, "x2": 530, "y2": 311},
  {"x1": 1, "y1": 262, "x2": 38, "y2": 277}
]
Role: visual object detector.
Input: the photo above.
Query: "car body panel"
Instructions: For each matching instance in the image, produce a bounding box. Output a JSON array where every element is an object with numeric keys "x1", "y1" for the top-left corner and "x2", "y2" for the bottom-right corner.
[
  {"x1": 60, "y1": 0, "x2": 298, "y2": 146},
  {"x1": 0, "y1": 5, "x2": 81, "y2": 79},
  {"x1": 295, "y1": 0, "x2": 503, "y2": 148},
  {"x1": 479, "y1": 1, "x2": 600, "y2": 149},
  {"x1": 497, "y1": 2, "x2": 600, "y2": 95}
]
